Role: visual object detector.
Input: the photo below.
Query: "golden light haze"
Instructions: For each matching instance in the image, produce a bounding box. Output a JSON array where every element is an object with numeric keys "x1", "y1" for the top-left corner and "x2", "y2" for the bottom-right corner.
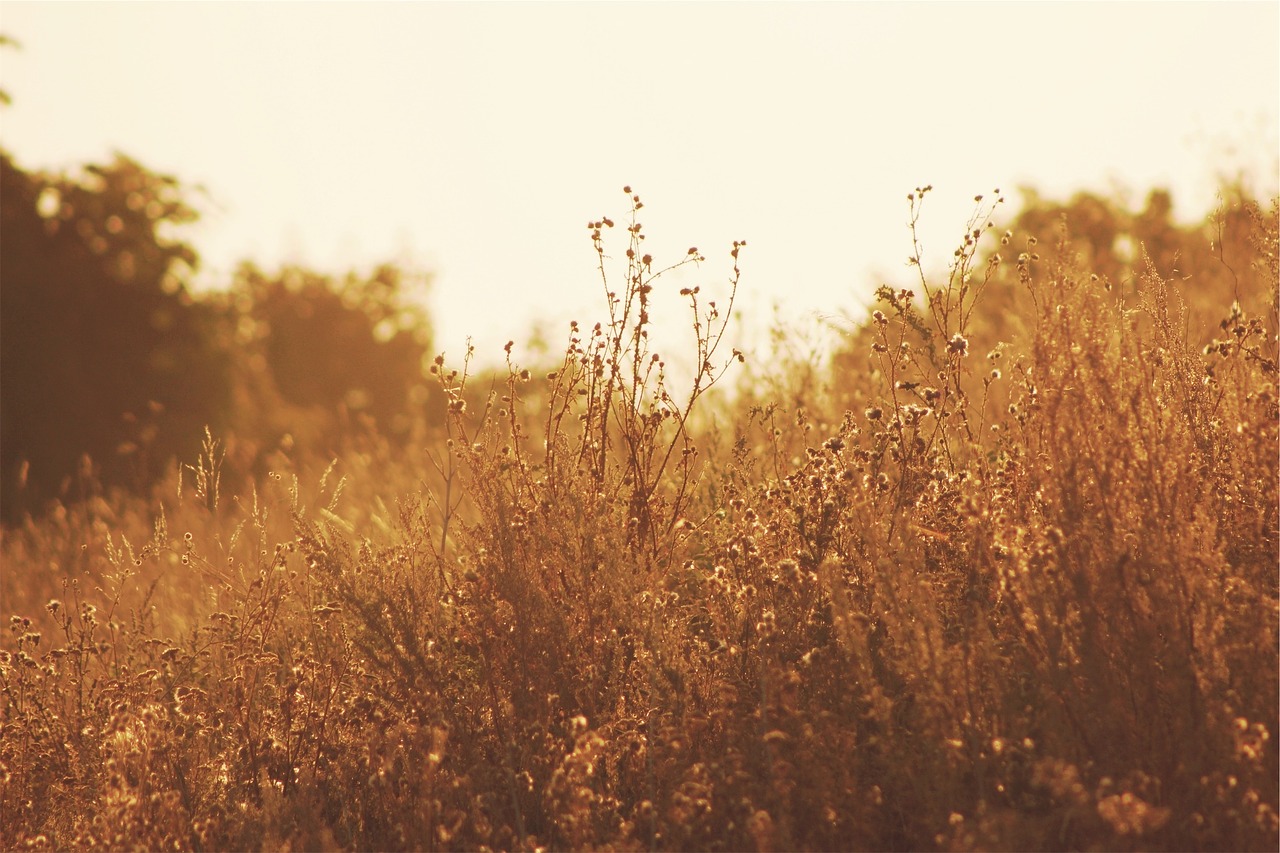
[
  {"x1": 2, "y1": 2, "x2": 1276, "y2": 362},
  {"x1": 3, "y1": 7, "x2": 1278, "y2": 851}
]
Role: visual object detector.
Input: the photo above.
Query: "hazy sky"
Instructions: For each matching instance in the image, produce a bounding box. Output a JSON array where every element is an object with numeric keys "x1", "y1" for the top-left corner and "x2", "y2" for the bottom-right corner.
[{"x1": 2, "y1": 2, "x2": 1277, "y2": 366}]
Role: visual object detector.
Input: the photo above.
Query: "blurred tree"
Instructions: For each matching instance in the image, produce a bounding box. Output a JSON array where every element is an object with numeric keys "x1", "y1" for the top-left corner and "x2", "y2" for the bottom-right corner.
[
  {"x1": 0, "y1": 35, "x2": 18, "y2": 107},
  {"x1": 226, "y1": 262, "x2": 434, "y2": 455},
  {"x1": 0, "y1": 151, "x2": 231, "y2": 520},
  {"x1": 1, "y1": 146, "x2": 440, "y2": 522},
  {"x1": 828, "y1": 185, "x2": 1276, "y2": 418},
  {"x1": 980, "y1": 186, "x2": 1272, "y2": 340}
]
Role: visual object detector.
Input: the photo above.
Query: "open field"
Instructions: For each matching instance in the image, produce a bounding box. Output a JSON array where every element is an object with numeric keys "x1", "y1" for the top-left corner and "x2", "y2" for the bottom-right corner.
[{"x1": 2, "y1": 184, "x2": 1277, "y2": 851}]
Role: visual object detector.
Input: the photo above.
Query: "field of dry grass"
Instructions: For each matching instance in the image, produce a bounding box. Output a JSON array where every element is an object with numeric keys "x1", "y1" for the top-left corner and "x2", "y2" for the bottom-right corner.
[{"x1": 2, "y1": 187, "x2": 1277, "y2": 851}]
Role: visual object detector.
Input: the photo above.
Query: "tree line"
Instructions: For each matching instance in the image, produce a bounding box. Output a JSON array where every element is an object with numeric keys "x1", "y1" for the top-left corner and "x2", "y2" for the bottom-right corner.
[
  {"x1": 1, "y1": 151, "x2": 436, "y2": 522},
  {"x1": 2, "y1": 147, "x2": 1269, "y2": 524}
]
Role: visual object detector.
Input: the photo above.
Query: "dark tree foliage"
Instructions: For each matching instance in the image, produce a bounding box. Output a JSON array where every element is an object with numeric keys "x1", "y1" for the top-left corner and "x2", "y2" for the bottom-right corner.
[
  {"x1": 0, "y1": 151, "x2": 231, "y2": 520},
  {"x1": 1, "y1": 151, "x2": 438, "y2": 523}
]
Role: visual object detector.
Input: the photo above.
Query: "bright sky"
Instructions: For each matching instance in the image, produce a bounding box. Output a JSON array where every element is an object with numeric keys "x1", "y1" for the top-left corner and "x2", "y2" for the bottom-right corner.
[{"x1": 2, "y1": 2, "x2": 1277, "y2": 368}]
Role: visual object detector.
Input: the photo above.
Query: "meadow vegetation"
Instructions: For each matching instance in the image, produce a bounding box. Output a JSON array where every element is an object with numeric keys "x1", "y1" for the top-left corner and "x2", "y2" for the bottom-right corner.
[{"x1": 1, "y1": 174, "x2": 1277, "y2": 851}]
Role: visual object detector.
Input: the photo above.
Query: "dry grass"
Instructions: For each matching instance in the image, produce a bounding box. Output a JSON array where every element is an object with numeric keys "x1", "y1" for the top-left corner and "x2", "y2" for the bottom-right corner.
[{"x1": 2, "y1": 187, "x2": 1276, "y2": 851}]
